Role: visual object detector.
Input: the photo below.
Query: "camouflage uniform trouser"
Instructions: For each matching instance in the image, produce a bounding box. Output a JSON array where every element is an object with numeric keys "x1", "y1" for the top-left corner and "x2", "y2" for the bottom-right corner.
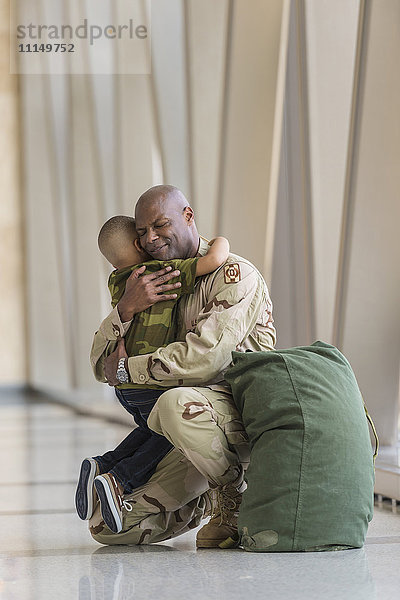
[{"x1": 89, "y1": 386, "x2": 249, "y2": 546}]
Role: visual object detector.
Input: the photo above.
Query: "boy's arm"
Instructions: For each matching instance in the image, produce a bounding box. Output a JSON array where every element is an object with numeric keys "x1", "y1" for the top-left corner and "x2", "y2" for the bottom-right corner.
[
  {"x1": 195, "y1": 237, "x2": 230, "y2": 276},
  {"x1": 91, "y1": 265, "x2": 183, "y2": 382},
  {"x1": 124, "y1": 262, "x2": 275, "y2": 388}
]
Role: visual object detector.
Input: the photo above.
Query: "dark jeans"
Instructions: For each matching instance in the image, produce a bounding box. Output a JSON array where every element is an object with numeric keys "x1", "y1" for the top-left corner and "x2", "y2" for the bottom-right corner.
[{"x1": 94, "y1": 389, "x2": 173, "y2": 494}]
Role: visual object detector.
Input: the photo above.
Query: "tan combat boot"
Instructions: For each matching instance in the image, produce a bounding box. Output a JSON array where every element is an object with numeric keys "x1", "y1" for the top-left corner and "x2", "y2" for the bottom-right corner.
[{"x1": 196, "y1": 484, "x2": 242, "y2": 549}]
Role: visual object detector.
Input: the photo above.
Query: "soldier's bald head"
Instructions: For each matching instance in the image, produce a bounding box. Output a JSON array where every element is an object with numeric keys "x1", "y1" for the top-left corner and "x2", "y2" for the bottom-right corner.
[{"x1": 136, "y1": 185, "x2": 188, "y2": 214}]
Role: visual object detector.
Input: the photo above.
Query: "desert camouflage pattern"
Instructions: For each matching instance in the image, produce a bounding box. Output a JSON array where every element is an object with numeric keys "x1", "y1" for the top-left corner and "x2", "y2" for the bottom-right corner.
[
  {"x1": 89, "y1": 387, "x2": 248, "y2": 545},
  {"x1": 148, "y1": 386, "x2": 250, "y2": 486},
  {"x1": 89, "y1": 238, "x2": 275, "y2": 545},
  {"x1": 89, "y1": 447, "x2": 210, "y2": 545},
  {"x1": 92, "y1": 258, "x2": 197, "y2": 390},
  {"x1": 126, "y1": 240, "x2": 276, "y2": 389},
  {"x1": 90, "y1": 239, "x2": 276, "y2": 390}
]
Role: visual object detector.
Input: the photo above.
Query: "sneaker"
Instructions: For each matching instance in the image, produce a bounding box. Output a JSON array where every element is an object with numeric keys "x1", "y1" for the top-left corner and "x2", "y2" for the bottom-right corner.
[
  {"x1": 94, "y1": 473, "x2": 132, "y2": 534},
  {"x1": 196, "y1": 484, "x2": 242, "y2": 549},
  {"x1": 75, "y1": 458, "x2": 100, "y2": 520}
]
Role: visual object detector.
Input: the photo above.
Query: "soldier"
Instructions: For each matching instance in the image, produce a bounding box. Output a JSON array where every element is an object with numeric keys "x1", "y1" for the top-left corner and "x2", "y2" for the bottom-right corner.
[
  {"x1": 89, "y1": 184, "x2": 276, "y2": 548},
  {"x1": 76, "y1": 215, "x2": 229, "y2": 534}
]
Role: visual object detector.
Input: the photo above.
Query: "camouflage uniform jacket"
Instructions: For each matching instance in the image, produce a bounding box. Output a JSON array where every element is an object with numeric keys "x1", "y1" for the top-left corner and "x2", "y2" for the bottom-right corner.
[
  {"x1": 99, "y1": 258, "x2": 197, "y2": 390},
  {"x1": 90, "y1": 238, "x2": 276, "y2": 391}
]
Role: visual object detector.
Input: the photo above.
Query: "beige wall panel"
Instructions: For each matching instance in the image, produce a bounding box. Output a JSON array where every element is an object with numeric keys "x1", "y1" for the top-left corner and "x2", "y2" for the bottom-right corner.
[
  {"x1": 340, "y1": 1, "x2": 400, "y2": 444},
  {"x1": 272, "y1": 1, "x2": 314, "y2": 349},
  {"x1": 305, "y1": 0, "x2": 360, "y2": 343},
  {"x1": 219, "y1": 0, "x2": 289, "y2": 271},
  {"x1": 89, "y1": 76, "x2": 119, "y2": 215},
  {"x1": 69, "y1": 76, "x2": 111, "y2": 390},
  {"x1": 118, "y1": 76, "x2": 158, "y2": 214},
  {"x1": 186, "y1": 0, "x2": 229, "y2": 237},
  {"x1": 151, "y1": 0, "x2": 191, "y2": 196},
  {"x1": 271, "y1": 122, "x2": 297, "y2": 349},
  {"x1": 20, "y1": 76, "x2": 71, "y2": 390},
  {"x1": 0, "y1": 0, "x2": 26, "y2": 384},
  {"x1": 116, "y1": 0, "x2": 158, "y2": 211}
]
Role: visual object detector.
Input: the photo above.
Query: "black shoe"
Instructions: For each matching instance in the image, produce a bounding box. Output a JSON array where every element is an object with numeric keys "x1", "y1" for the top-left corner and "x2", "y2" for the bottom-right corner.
[{"x1": 75, "y1": 458, "x2": 100, "y2": 520}]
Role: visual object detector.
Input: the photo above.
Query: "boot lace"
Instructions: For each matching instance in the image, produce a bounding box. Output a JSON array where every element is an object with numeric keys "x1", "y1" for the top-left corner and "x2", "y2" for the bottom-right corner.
[{"x1": 208, "y1": 487, "x2": 240, "y2": 526}]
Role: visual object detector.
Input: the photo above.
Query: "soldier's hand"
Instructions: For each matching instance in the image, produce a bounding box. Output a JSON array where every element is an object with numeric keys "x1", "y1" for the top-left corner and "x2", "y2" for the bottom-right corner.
[
  {"x1": 105, "y1": 339, "x2": 128, "y2": 386},
  {"x1": 117, "y1": 266, "x2": 182, "y2": 322}
]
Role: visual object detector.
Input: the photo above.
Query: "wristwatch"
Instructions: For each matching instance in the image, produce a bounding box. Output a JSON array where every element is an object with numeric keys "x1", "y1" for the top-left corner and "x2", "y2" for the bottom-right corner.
[{"x1": 116, "y1": 357, "x2": 130, "y2": 384}]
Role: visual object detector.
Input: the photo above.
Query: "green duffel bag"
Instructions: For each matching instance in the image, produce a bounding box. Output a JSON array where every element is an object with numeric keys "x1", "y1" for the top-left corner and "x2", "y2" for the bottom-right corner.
[{"x1": 224, "y1": 341, "x2": 377, "y2": 552}]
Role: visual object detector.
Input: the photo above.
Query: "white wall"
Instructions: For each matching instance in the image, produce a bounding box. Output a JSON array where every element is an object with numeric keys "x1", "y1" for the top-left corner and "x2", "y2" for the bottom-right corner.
[
  {"x1": 271, "y1": 0, "x2": 400, "y2": 444},
  {"x1": 0, "y1": 0, "x2": 26, "y2": 385},
  {"x1": 306, "y1": 0, "x2": 360, "y2": 344},
  {"x1": 337, "y1": 0, "x2": 400, "y2": 444}
]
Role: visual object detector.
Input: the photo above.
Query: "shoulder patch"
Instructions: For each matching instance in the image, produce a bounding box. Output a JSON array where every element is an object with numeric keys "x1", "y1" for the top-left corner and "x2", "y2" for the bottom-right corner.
[{"x1": 224, "y1": 263, "x2": 241, "y2": 284}]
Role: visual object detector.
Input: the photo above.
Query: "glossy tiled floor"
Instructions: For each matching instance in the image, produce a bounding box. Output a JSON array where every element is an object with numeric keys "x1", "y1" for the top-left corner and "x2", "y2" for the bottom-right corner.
[{"x1": 1, "y1": 392, "x2": 399, "y2": 600}]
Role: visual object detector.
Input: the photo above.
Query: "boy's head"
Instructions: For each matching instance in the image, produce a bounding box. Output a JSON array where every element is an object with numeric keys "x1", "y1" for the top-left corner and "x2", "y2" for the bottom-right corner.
[{"x1": 98, "y1": 215, "x2": 150, "y2": 270}]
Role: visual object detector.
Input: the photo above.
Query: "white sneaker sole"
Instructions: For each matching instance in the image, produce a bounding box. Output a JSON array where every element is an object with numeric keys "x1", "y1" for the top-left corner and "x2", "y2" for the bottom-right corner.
[
  {"x1": 75, "y1": 458, "x2": 98, "y2": 520},
  {"x1": 94, "y1": 476, "x2": 123, "y2": 533}
]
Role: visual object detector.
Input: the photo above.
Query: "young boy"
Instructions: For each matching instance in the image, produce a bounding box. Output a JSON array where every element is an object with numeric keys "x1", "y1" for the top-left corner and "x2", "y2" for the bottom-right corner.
[{"x1": 75, "y1": 215, "x2": 229, "y2": 533}]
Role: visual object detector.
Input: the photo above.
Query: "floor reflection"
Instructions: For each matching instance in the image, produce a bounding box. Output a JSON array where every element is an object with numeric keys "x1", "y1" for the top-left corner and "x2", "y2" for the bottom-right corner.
[
  {"x1": 76, "y1": 545, "x2": 376, "y2": 600},
  {"x1": 1, "y1": 392, "x2": 399, "y2": 600}
]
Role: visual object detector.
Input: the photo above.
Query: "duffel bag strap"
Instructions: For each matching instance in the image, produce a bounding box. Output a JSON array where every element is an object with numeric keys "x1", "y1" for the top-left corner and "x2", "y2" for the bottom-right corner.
[{"x1": 363, "y1": 401, "x2": 379, "y2": 463}]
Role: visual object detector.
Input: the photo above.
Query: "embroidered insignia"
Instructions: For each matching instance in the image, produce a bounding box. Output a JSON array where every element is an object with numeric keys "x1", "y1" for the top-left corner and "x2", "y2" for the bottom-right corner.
[
  {"x1": 224, "y1": 263, "x2": 241, "y2": 284},
  {"x1": 112, "y1": 324, "x2": 121, "y2": 337}
]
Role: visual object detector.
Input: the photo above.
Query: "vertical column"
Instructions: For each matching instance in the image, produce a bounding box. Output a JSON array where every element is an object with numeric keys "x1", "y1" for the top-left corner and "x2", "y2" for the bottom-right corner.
[
  {"x1": 272, "y1": 0, "x2": 361, "y2": 349},
  {"x1": 272, "y1": 0, "x2": 315, "y2": 348},
  {"x1": 335, "y1": 0, "x2": 400, "y2": 445},
  {"x1": 0, "y1": 0, "x2": 27, "y2": 384},
  {"x1": 116, "y1": 0, "x2": 159, "y2": 211},
  {"x1": 21, "y1": 72, "x2": 71, "y2": 390},
  {"x1": 185, "y1": 0, "x2": 230, "y2": 238},
  {"x1": 69, "y1": 72, "x2": 111, "y2": 389},
  {"x1": 117, "y1": 75, "x2": 159, "y2": 212},
  {"x1": 150, "y1": 0, "x2": 191, "y2": 197},
  {"x1": 218, "y1": 0, "x2": 290, "y2": 274},
  {"x1": 305, "y1": 0, "x2": 360, "y2": 343}
]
